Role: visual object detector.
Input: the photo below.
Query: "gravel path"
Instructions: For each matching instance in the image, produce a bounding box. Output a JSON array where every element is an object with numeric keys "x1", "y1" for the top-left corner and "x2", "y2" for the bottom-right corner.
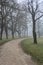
[{"x1": 0, "y1": 39, "x2": 37, "y2": 65}]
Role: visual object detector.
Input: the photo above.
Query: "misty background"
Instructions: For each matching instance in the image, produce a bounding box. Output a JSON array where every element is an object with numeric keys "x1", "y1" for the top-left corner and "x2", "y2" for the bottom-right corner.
[{"x1": 0, "y1": 0, "x2": 43, "y2": 39}]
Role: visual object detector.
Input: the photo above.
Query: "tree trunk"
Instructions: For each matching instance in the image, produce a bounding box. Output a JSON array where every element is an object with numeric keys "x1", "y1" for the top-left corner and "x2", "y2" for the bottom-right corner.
[
  {"x1": 0, "y1": 16, "x2": 3, "y2": 40},
  {"x1": 0, "y1": 0, "x2": 3, "y2": 40},
  {"x1": 0, "y1": 24, "x2": 3, "y2": 40},
  {"x1": 18, "y1": 31, "x2": 21, "y2": 38},
  {"x1": 12, "y1": 22, "x2": 14, "y2": 39},
  {"x1": 12, "y1": 31, "x2": 14, "y2": 39},
  {"x1": 5, "y1": 30, "x2": 8, "y2": 39},
  {"x1": 5, "y1": 25, "x2": 8, "y2": 39},
  {"x1": 33, "y1": 20, "x2": 37, "y2": 44}
]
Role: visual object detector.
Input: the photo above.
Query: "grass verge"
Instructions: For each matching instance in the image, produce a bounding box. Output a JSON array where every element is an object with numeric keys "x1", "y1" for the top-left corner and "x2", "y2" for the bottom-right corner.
[
  {"x1": 21, "y1": 38, "x2": 43, "y2": 65},
  {"x1": 0, "y1": 38, "x2": 14, "y2": 46},
  {"x1": 0, "y1": 37, "x2": 24, "y2": 46}
]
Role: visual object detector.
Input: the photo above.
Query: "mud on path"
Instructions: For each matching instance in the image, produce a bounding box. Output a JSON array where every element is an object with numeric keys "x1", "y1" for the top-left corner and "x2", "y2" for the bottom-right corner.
[{"x1": 0, "y1": 39, "x2": 37, "y2": 65}]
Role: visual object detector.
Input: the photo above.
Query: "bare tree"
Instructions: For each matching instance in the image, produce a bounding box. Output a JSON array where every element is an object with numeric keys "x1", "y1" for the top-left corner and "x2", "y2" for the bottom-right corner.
[
  {"x1": 0, "y1": 0, "x2": 28, "y2": 39},
  {"x1": 0, "y1": 0, "x2": 18, "y2": 39},
  {"x1": 0, "y1": 0, "x2": 4, "y2": 40},
  {"x1": 15, "y1": 10, "x2": 28, "y2": 37},
  {"x1": 28, "y1": 0, "x2": 43, "y2": 44}
]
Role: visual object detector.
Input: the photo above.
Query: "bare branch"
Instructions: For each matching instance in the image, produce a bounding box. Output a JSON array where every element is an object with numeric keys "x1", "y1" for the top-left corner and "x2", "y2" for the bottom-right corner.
[
  {"x1": 27, "y1": 0, "x2": 32, "y2": 14},
  {"x1": 35, "y1": 1, "x2": 39, "y2": 12},
  {"x1": 38, "y1": 11, "x2": 43, "y2": 13},
  {"x1": 35, "y1": 15, "x2": 43, "y2": 21},
  {"x1": 35, "y1": 10, "x2": 43, "y2": 15},
  {"x1": 28, "y1": 6, "x2": 32, "y2": 14}
]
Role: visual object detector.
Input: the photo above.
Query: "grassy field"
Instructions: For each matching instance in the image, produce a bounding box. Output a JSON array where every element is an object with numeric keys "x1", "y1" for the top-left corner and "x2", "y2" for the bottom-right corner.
[{"x1": 21, "y1": 38, "x2": 43, "y2": 65}]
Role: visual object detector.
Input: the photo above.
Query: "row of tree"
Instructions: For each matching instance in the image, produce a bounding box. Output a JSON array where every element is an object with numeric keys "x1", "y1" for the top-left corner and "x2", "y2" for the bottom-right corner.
[
  {"x1": 0, "y1": 0, "x2": 28, "y2": 39},
  {"x1": 27, "y1": 0, "x2": 43, "y2": 44},
  {"x1": 0, "y1": 0, "x2": 43, "y2": 44}
]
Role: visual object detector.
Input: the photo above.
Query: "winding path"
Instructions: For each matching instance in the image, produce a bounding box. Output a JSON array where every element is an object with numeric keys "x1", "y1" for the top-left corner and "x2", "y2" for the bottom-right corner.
[{"x1": 0, "y1": 39, "x2": 37, "y2": 65}]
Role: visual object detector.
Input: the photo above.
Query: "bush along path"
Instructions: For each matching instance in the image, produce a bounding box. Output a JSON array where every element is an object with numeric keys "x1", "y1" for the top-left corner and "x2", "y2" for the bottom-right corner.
[{"x1": 0, "y1": 39, "x2": 37, "y2": 65}]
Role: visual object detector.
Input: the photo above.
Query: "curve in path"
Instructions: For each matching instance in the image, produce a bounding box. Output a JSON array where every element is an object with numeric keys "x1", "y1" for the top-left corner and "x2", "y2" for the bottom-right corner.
[{"x1": 0, "y1": 39, "x2": 37, "y2": 65}]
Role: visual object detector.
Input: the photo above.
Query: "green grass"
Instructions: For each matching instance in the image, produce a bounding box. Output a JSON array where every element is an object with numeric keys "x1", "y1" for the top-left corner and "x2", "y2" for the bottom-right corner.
[
  {"x1": 21, "y1": 38, "x2": 43, "y2": 65},
  {"x1": 0, "y1": 37, "x2": 22, "y2": 46},
  {"x1": 0, "y1": 38, "x2": 14, "y2": 46},
  {"x1": 0, "y1": 36, "x2": 24, "y2": 46}
]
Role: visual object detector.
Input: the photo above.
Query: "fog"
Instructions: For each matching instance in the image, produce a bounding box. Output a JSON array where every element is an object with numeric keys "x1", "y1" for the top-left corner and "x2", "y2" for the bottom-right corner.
[
  {"x1": 17, "y1": 0, "x2": 43, "y2": 36},
  {"x1": 0, "y1": 0, "x2": 43, "y2": 39}
]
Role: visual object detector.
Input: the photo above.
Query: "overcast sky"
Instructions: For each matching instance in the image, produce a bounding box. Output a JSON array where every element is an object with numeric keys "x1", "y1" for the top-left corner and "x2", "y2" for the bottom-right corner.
[
  {"x1": 17, "y1": 0, "x2": 25, "y2": 3},
  {"x1": 18, "y1": 0, "x2": 43, "y2": 3}
]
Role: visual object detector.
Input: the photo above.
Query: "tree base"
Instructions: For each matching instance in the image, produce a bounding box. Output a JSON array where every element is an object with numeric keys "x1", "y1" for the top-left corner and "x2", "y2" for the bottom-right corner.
[
  {"x1": 0, "y1": 38, "x2": 2, "y2": 40},
  {"x1": 34, "y1": 41, "x2": 37, "y2": 44}
]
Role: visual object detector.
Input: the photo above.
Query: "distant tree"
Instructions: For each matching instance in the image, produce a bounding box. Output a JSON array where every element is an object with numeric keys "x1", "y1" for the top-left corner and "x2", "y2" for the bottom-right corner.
[
  {"x1": 0, "y1": 0, "x2": 28, "y2": 39},
  {"x1": 0, "y1": 0, "x2": 18, "y2": 39},
  {"x1": 0, "y1": 0, "x2": 4, "y2": 39},
  {"x1": 15, "y1": 10, "x2": 28, "y2": 37},
  {"x1": 0, "y1": 0, "x2": 9, "y2": 39}
]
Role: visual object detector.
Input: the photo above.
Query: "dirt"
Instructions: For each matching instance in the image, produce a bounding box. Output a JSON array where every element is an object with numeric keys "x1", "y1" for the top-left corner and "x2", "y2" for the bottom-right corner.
[{"x1": 0, "y1": 39, "x2": 37, "y2": 65}]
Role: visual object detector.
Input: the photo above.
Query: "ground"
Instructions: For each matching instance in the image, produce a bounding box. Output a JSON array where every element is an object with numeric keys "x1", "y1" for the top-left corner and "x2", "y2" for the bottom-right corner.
[{"x1": 0, "y1": 39, "x2": 37, "y2": 65}]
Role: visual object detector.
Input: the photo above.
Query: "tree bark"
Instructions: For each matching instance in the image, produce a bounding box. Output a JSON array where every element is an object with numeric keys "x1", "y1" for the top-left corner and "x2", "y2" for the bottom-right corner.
[
  {"x1": 0, "y1": 23, "x2": 3, "y2": 40},
  {"x1": 5, "y1": 25, "x2": 8, "y2": 39},
  {"x1": 12, "y1": 31, "x2": 14, "y2": 39},
  {"x1": 12, "y1": 21, "x2": 14, "y2": 39},
  {"x1": 33, "y1": 20, "x2": 37, "y2": 44},
  {"x1": 0, "y1": 0, "x2": 3, "y2": 40},
  {"x1": 18, "y1": 31, "x2": 21, "y2": 38}
]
